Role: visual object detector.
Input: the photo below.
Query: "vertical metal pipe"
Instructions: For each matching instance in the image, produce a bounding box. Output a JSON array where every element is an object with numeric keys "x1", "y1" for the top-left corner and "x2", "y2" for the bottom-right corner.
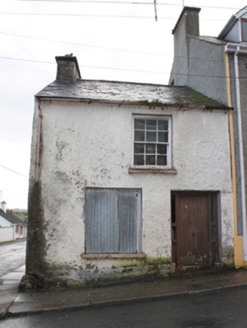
[
  {"x1": 234, "y1": 47, "x2": 247, "y2": 261},
  {"x1": 225, "y1": 52, "x2": 242, "y2": 268},
  {"x1": 36, "y1": 101, "x2": 42, "y2": 183},
  {"x1": 154, "y1": 0, "x2": 157, "y2": 21}
]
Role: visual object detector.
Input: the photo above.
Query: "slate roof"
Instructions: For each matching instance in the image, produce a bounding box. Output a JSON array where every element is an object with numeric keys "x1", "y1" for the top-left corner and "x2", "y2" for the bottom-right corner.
[
  {"x1": 36, "y1": 80, "x2": 229, "y2": 109},
  {"x1": 0, "y1": 209, "x2": 26, "y2": 226},
  {"x1": 196, "y1": 36, "x2": 227, "y2": 45}
]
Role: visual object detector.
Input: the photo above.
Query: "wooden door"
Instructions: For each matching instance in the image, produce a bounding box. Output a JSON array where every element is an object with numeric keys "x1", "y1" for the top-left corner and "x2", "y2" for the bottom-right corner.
[{"x1": 171, "y1": 192, "x2": 219, "y2": 268}]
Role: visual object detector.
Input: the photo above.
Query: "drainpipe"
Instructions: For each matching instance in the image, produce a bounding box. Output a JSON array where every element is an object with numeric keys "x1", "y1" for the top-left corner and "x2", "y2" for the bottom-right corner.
[
  {"x1": 225, "y1": 52, "x2": 240, "y2": 267},
  {"x1": 234, "y1": 47, "x2": 247, "y2": 261},
  {"x1": 36, "y1": 100, "x2": 42, "y2": 182}
]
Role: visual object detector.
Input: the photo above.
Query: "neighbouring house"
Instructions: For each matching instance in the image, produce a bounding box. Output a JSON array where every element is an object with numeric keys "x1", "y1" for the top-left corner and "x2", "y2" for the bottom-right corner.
[
  {"x1": 169, "y1": 6, "x2": 247, "y2": 268},
  {"x1": 0, "y1": 201, "x2": 27, "y2": 243},
  {"x1": 25, "y1": 55, "x2": 234, "y2": 287}
]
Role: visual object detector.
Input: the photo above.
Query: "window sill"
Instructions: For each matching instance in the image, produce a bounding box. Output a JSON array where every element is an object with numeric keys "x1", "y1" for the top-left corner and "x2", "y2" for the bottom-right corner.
[
  {"x1": 82, "y1": 253, "x2": 147, "y2": 259},
  {"x1": 129, "y1": 167, "x2": 177, "y2": 174}
]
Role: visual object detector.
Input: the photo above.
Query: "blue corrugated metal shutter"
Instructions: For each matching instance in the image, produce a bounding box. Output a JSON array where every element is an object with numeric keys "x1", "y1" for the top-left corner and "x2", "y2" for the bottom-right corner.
[
  {"x1": 85, "y1": 188, "x2": 142, "y2": 254},
  {"x1": 118, "y1": 189, "x2": 141, "y2": 253}
]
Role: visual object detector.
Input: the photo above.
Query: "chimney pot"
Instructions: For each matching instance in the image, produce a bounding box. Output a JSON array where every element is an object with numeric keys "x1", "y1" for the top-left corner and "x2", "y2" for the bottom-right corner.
[{"x1": 1, "y1": 201, "x2": 7, "y2": 213}]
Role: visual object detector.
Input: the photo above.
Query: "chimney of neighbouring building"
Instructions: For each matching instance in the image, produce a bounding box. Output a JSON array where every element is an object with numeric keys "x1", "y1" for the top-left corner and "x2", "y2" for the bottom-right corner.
[
  {"x1": 171, "y1": 7, "x2": 201, "y2": 56},
  {"x1": 1, "y1": 201, "x2": 7, "y2": 213},
  {"x1": 55, "y1": 55, "x2": 81, "y2": 81},
  {"x1": 172, "y1": 7, "x2": 201, "y2": 37}
]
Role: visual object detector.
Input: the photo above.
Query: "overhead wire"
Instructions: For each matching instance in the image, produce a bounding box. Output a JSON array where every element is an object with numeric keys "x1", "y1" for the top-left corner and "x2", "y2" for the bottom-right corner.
[
  {"x1": 13, "y1": 0, "x2": 157, "y2": 3},
  {"x1": 10, "y1": 0, "x2": 244, "y2": 10},
  {"x1": 0, "y1": 1, "x2": 241, "y2": 78},
  {"x1": 0, "y1": 31, "x2": 234, "y2": 65},
  {"x1": 0, "y1": 55, "x2": 245, "y2": 79},
  {"x1": 0, "y1": 32, "x2": 166, "y2": 56},
  {"x1": 0, "y1": 56, "x2": 166, "y2": 73},
  {"x1": 0, "y1": 56, "x2": 53, "y2": 65},
  {"x1": 0, "y1": 164, "x2": 28, "y2": 179},
  {"x1": 1, "y1": 0, "x2": 244, "y2": 18},
  {"x1": 0, "y1": 12, "x2": 236, "y2": 19},
  {"x1": 0, "y1": 12, "x2": 157, "y2": 18}
]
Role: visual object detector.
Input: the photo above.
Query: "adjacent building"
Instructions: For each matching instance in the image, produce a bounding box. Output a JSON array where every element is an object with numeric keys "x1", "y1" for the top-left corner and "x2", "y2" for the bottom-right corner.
[
  {"x1": 169, "y1": 6, "x2": 247, "y2": 267},
  {"x1": 0, "y1": 201, "x2": 27, "y2": 242}
]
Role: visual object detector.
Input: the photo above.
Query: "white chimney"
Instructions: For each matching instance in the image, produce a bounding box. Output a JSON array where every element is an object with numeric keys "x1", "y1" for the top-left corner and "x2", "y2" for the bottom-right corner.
[{"x1": 1, "y1": 201, "x2": 7, "y2": 213}]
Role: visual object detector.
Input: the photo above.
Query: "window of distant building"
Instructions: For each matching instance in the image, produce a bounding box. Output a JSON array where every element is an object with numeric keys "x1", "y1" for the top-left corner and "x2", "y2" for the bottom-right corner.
[{"x1": 241, "y1": 20, "x2": 247, "y2": 42}]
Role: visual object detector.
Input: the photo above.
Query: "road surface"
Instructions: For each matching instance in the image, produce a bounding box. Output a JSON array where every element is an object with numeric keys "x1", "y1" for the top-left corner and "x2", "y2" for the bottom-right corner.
[
  {"x1": 1, "y1": 285, "x2": 246, "y2": 327},
  {"x1": 0, "y1": 240, "x2": 26, "y2": 278}
]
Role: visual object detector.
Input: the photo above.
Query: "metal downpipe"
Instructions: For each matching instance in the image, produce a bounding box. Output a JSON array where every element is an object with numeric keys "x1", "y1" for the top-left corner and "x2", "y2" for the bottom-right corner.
[
  {"x1": 36, "y1": 101, "x2": 42, "y2": 183},
  {"x1": 234, "y1": 47, "x2": 247, "y2": 261}
]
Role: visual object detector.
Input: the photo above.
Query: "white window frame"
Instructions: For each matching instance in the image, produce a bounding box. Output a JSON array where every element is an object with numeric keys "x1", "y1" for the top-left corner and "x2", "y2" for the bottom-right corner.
[{"x1": 132, "y1": 115, "x2": 172, "y2": 169}]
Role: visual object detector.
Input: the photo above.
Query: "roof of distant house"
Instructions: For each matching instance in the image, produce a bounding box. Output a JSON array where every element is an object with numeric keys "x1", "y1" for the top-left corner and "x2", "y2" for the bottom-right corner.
[
  {"x1": 0, "y1": 209, "x2": 26, "y2": 226},
  {"x1": 36, "y1": 80, "x2": 230, "y2": 110}
]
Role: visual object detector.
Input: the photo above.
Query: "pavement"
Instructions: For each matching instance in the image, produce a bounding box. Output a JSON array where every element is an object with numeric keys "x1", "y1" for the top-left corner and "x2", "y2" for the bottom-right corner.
[{"x1": 1, "y1": 267, "x2": 247, "y2": 318}]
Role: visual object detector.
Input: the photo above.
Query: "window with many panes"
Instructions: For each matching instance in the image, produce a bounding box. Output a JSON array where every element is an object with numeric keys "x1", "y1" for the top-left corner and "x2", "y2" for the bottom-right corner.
[{"x1": 133, "y1": 117, "x2": 171, "y2": 167}]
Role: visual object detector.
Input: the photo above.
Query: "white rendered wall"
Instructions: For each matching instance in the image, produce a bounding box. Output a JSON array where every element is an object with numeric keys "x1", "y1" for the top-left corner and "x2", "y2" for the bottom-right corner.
[
  {"x1": 30, "y1": 100, "x2": 234, "y2": 271},
  {"x1": 0, "y1": 216, "x2": 12, "y2": 227},
  {"x1": 0, "y1": 226, "x2": 14, "y2": 242}
]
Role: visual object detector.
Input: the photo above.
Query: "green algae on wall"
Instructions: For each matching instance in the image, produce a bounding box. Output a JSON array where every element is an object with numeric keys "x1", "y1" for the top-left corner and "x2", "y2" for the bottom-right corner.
[{"x1": 26, "y1": 181, "x2": 48, "y2": 276}]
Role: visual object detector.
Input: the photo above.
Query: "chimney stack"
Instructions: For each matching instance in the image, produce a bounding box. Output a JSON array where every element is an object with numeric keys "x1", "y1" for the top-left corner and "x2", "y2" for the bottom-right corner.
[
  {"x1": 55, "y1": 55, "x2": 81, "y2": 82},
  {"x1": 172, "y1": 7, "x2": 201, "y2": 37},
  {"x1": 1, "y1": 201, "x2": 7, "y2": 213},
  {"x1": 172, "y1": 7, "x2": 201, "y2": 56}
]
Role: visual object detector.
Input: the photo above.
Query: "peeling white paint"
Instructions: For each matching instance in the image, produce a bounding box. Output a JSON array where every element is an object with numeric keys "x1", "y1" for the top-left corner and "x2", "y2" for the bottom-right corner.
[{"x1": 29, "y1": 100, "x2": 234, "y2": 281}]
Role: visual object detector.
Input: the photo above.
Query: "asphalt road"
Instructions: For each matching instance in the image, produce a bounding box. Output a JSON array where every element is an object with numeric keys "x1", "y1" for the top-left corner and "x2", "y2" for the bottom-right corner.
[
  {"x1": 0, "y1": 240, "x2": 26, "y2": 277},
  {"x1": 1, "y1": 286, "x2": 247, "y2": 327}
]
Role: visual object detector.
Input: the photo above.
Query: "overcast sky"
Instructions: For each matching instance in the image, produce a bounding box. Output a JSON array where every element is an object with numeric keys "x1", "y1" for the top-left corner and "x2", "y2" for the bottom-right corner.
[{"x1": 1, "y1": 0, "x2": 246, "y2": 209}]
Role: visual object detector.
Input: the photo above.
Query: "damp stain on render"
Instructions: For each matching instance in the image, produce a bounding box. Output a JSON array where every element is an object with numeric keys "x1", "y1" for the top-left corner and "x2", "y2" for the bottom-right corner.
[{"x1": 26, "y1": 181, "x2": 48, "y2": 276}]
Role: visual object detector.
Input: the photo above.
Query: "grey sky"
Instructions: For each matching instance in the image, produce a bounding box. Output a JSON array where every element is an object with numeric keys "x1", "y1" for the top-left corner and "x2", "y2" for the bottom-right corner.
[{"x1": 0, "y1": 0, "x2": 245, "y2": 208}]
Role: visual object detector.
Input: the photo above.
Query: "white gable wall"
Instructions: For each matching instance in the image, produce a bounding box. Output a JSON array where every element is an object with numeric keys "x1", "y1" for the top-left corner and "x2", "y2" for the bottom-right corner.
[
  {"x1": 28, "y1": 100, "x2": 234, "y2": 283},
  {"x1": 0, "y1": 226, "x2": 15, "y2": 242},
  {"x1": 0, "y1": 215, "x2": 12, "y2": 227}
]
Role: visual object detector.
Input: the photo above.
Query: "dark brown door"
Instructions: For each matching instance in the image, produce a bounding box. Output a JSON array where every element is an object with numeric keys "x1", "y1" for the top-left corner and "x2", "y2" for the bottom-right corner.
[{"x1": 171, "y1": 192, "x2": 219, "y2": 268}]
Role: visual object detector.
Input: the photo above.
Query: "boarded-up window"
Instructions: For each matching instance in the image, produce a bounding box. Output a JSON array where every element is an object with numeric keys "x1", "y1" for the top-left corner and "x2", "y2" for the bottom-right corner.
[{"x1": 85, "y1": 188, "x2": 142, "y2": 254}]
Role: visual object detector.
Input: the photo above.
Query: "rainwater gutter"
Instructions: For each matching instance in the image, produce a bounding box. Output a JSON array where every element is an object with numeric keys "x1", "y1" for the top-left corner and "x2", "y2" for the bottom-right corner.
[
  {"x1": 36, "y1": 97, "x2": 230, "y2": 111},
  {"x1": 225, "y1": 43, "x2": 247, "y2": 262},
  {"x1": 36, "y1": 100, "x2": 43, "y2": 183}
]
